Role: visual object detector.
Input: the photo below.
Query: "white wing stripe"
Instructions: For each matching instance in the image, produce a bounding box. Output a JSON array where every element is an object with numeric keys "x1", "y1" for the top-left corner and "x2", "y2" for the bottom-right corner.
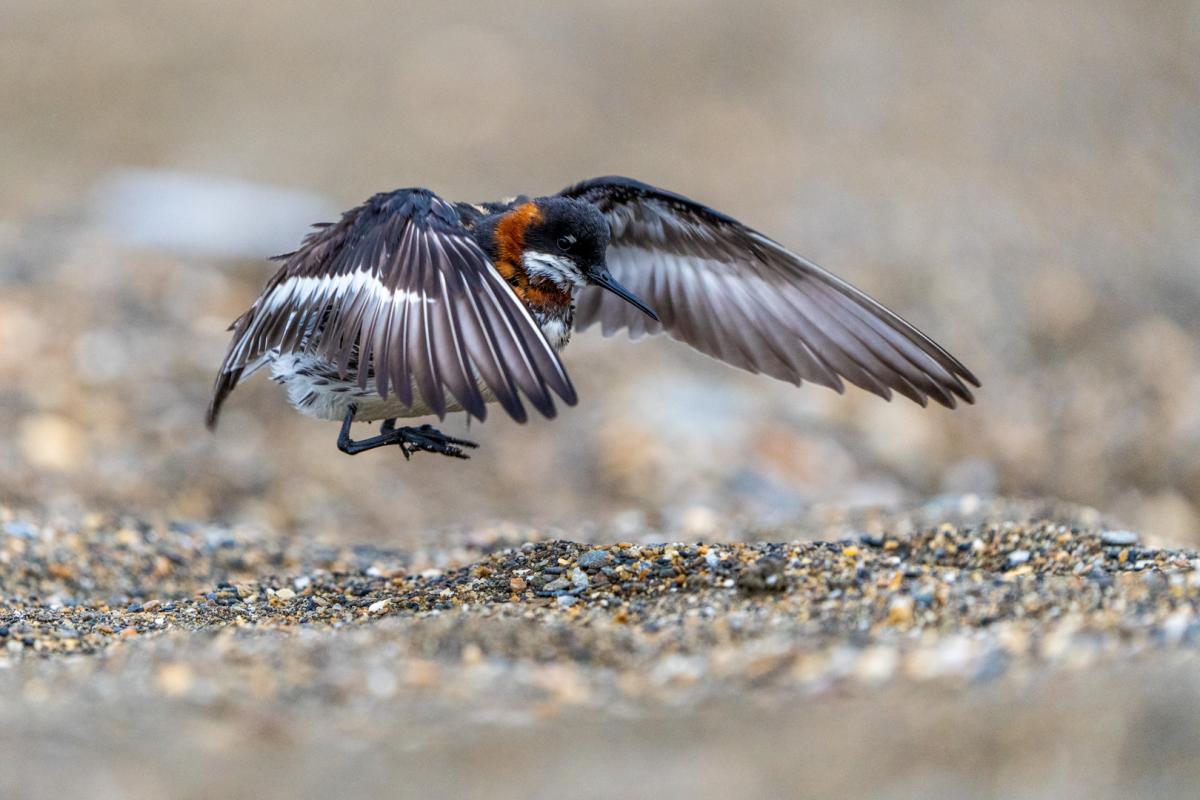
[{"x1": 264, "y1": 272, "x2": 436, "y2": 311}]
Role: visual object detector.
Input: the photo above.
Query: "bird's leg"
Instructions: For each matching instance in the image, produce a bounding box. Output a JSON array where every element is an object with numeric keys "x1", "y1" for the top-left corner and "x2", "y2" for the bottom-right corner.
[
  {"x1": 337, "y1": 407, "x2": 399, "y2": 455},
  {"x1": 336, "y1": 406, "x2": 478, "y2": 459}
]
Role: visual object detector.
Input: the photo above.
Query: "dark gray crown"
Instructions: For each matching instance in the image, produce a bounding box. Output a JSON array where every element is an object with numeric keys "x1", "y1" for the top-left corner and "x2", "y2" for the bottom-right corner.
[{"x1": 524, "y1": 197, "x2": 610, "y2": 268}]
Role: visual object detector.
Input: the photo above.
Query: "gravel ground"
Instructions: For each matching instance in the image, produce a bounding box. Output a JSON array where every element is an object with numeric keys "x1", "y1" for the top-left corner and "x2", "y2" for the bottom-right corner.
[{"x1": 4, "y1": 499, "x2": 1200, "y2": 799}]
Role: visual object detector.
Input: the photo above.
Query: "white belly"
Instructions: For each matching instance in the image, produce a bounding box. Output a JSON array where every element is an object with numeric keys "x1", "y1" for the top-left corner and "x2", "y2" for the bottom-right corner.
[
  {"x1": 269, "y1": 354, "x2": 493, "y2": 421},
  {"x1": 270, "y1": 314, "x2": 572, "y2": 422}
]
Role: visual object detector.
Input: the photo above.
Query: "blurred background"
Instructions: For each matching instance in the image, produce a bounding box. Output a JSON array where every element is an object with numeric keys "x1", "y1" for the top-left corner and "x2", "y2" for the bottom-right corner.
[{"x1": 1, "y1": 0, "x2": 1198, "y2": 545}]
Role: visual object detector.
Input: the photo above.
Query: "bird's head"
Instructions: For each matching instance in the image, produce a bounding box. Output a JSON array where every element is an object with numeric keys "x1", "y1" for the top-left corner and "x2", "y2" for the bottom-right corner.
[{"x1": 507, "y1": 197, "x2": 658, "y2": 320}]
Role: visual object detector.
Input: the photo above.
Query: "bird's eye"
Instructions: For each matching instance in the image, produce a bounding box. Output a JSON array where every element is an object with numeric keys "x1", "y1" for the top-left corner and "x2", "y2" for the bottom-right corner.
[{"x1": 557, "y1": 234, "x2": 577, "y2": 252}]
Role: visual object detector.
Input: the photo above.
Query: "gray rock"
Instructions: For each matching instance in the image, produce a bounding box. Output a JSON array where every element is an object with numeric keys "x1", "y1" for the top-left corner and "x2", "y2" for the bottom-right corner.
[
  {"x1": 542, "y1": 577, "x2": 571, "y2": 592},
  {"x1": 570, "y1": 568, "x2": 589, "y2": 590},
  {"x1": 577, "y1": 550, "x2": 612, "y2": 569},
  {"x1": 1101, "y1": 530, "x2": 1138, "y2": 546},
  {"x1": 3, "y1": 521, "x2": 35, "y2": 539},
  {"x1": 90, "y1": 169, "x2": 337, "y2": 259}
]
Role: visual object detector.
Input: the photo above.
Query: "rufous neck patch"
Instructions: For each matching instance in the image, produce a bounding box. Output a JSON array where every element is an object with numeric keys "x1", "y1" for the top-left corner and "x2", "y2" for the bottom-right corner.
[
  {"x1": 491, "y1": 202, "x2": 571, "y2": 312},
  {"x1": 494, "y1": 202, "x2": 541, "y2": 270}
]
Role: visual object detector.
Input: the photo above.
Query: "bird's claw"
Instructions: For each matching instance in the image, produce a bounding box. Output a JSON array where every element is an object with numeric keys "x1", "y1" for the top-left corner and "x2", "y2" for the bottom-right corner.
[
  {"x1": 338, "y1": 407, "x2": 478, "y2": 459},
  {"x1": 396, "y1": 425, "x2": 478, "y2": 460}
]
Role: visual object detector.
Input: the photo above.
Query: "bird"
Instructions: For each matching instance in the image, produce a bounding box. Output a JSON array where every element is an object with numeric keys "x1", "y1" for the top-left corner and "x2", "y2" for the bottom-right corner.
[{"x1": 206, "y1": 176, "x2": 979, "y2": 459}]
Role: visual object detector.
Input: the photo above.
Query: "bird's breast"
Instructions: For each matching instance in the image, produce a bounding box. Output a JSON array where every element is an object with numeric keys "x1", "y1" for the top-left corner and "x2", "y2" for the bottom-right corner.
[
  {"x1": 491, "y1": 253, "x2": 576, "y2": 351},
  {"x1": 531, "y1": 304, "x2": 575, "y2": 351}
]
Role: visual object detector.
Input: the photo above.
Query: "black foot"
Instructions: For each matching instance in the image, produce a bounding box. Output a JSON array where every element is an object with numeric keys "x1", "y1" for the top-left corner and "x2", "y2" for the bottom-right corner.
[{"x1": 337, "y1": 407, "x2": 478, "y2": 459}]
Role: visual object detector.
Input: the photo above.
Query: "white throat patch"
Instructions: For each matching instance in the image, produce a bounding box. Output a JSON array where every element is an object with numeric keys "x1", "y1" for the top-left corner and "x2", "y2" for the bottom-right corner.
[{"x1": 522, "y1": 251, "x2": 587, "y2": 288}]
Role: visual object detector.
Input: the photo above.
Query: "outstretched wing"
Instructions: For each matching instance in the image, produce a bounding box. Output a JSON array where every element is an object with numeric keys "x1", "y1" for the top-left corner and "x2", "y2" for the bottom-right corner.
[
  {"x1": 207, "y1": 188, "x2": 576, "y2": 427},
  {"x1": 559, "y1": 176, "x2": 978, "y2": 408}
]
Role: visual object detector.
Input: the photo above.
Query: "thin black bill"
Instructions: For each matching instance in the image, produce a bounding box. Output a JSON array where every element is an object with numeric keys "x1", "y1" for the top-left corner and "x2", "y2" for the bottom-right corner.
[{"x1": 591, "y1": 269, "x2": 660, "y2": 321}]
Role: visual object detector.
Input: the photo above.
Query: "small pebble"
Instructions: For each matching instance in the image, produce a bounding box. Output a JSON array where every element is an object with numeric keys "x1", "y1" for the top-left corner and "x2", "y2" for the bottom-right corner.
[
  {"x1": 368, "y1": 599, "x2": 391, "y2": 615},
  {"x1": 1006, "y1": 550, "x2": 1031, "y2": 567}
]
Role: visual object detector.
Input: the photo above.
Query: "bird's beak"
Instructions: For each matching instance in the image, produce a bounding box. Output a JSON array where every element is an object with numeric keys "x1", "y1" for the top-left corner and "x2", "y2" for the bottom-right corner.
[{"x1": 589, "y1": 268, "x2": 659, "y2": 321}]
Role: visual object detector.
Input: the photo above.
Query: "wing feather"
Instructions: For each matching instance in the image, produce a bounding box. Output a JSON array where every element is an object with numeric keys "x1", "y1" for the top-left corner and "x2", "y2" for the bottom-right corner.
[
  {"x1": 206, "y1": 189, "x2": 575, "y2": 428},
  {"x1": 559, "y1": 176, "x2": 978, "y2": 408},
  {"x1": 444, "y1": 235, "x2": 527, "y2": 421}
]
